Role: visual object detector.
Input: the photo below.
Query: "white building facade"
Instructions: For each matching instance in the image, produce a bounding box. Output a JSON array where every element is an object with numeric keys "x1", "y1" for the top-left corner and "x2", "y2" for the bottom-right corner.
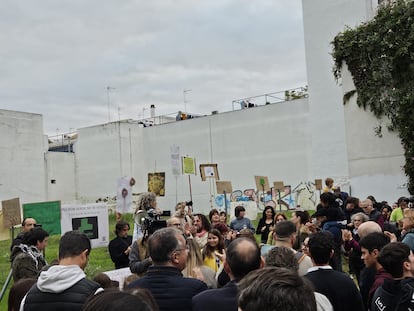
[{"x1": 0, "y1": 0, "x2": 409, "y2": 215}]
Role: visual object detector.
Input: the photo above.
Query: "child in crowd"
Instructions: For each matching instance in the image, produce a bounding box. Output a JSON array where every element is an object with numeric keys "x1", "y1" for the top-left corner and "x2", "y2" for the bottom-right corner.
[
  {"x1": 202, "y1": 229, "x2": 225, "y2": 273},
  {"x1": 219, "y1": 211, "x2": 228, "y2": 224}
]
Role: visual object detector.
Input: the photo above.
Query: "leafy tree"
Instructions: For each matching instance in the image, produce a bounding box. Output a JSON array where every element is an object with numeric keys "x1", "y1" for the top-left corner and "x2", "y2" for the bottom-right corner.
[{"x1": 332, "y1": 0, "x2": 414, "y2": 194}]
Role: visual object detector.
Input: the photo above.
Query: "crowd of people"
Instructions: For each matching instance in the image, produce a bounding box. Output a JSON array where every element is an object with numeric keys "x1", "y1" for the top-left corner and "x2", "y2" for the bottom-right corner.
[{"x1": 7, "y1": 178, "x2": 414, "y2": 311}]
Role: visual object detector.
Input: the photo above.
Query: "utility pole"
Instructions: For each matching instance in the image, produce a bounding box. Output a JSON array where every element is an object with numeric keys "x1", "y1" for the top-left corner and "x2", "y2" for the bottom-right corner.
[
  {"x1": 183, "y1": 89, "x2": 191, "y2": 114},
  {"x1": 106, "y1": 86, "x2": 116, "y2": 122}
]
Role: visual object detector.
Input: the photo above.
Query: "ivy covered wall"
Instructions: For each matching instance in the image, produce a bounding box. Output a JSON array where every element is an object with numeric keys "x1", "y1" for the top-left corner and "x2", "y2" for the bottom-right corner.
[{"x1": 332, "y1": 0, "x2": 414, "y2": 194}]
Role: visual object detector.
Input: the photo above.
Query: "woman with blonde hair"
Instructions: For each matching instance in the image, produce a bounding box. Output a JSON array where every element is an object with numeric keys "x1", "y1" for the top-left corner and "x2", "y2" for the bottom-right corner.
[
  {"x1": 183, "y1": 238, "x2": 217, "y2": 288},
  {"x1": 401, "y1": 209, "x2": 414, "y2": 251}
]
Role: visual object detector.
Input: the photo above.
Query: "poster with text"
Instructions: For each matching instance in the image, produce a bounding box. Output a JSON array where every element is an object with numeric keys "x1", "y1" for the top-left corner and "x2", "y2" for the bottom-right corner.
[
  {"x1": 170, "y1": 145, "x2": 181, "y2": 176},
  {"x1": 61, "y1": 203, "x2": 109, "y2": 248},
  {"x1": 182, "y1": 156, "x2": 196, "y2": 175}
]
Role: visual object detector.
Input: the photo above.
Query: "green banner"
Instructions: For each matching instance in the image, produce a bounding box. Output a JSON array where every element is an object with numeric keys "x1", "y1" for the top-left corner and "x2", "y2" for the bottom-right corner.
[{"x1": 23, "y1": 201, "x2": 61, "y2": 235}]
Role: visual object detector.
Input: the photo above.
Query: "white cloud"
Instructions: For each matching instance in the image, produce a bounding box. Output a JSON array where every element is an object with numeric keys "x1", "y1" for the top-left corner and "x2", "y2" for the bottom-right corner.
[{"x1": 0, "y1": 0, "x2": 307, "y2": 134}]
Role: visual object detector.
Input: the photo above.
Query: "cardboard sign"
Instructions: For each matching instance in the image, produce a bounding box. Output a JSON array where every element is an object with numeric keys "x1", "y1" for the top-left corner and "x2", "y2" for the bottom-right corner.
[
  {"x1": 255, "y1": 176, "x2": 270, "y2": 192},
  {"x1": 216, "y1": 181, "x2": 233, "y2": 194}
]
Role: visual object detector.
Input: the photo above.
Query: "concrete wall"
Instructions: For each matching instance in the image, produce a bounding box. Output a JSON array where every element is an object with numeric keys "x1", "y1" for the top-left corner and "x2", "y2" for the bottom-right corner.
[
  {"x1": 341, "y1": 68, "x2": 409, "y2": 202},
  {"x1": 58, "y1": 99, "x2": 310, "y2": 214},
  {"x1": 138, "y1": 99, "x2": 311, "y2": 213},
  {"x1": 0, "y1": 109, "x2": 46, "y2": 204},
  {"x1": 302, "y1": 0, "x2": 372, "y2": 182},
  {"x1": 45, "y1": 151, "x2": 76, "y2": 202},
  {"x1": 1, "y1": 0, "x2": 409, "y2": 214},
  {"x1": 75, "y1": 121, "x2": 146, "y2": 201},
  {"x1": 302, "y1": 0, "x2": 409, "y2": 203}
]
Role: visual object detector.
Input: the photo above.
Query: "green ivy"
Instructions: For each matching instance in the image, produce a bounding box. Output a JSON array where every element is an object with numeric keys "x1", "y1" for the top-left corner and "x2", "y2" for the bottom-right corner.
[{"x1": 332, "y1": 0, "x2": 414, "y2": 194}]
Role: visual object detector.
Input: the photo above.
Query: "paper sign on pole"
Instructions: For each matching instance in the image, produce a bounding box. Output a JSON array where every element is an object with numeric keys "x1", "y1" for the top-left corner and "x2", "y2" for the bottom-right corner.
[
  {"x1": 170, "y1": 145, "x2": 181, "y2": 176},
  {"x1": 182, "y1": 157, "x2": 196, "y2": 175},
  {"x1": 2, "y1": 198, "x2": 21, "y2": 228},
  {"x1": 116, "y1": 176, "x2": 134, "y2": 214}
]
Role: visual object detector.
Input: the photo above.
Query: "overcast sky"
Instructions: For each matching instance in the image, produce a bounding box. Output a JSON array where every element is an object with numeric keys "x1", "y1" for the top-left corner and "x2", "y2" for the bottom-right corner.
[{"x1": 0, "y1": 1, "x2": 307, "y2": 135}]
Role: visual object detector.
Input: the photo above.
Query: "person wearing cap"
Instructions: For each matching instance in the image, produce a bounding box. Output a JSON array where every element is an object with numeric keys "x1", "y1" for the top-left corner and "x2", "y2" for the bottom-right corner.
[
  {"x1": 389, "y1": 197, "x2": 409, "y2": 229},
  {"x1": 264, "y1": 220, "x2": 313, "y2": 276}
]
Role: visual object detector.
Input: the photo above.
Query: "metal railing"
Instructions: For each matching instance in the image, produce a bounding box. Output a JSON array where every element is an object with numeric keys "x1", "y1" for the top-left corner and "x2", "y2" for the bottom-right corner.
[{"x1": 231, "y1": 86, "x2": 308, "y2": 111}]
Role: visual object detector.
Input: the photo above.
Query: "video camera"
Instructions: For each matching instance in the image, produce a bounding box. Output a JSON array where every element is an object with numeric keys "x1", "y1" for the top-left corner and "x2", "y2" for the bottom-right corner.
[{"x1": 142, "y1": 208, "x2": 166, "y2": 234}]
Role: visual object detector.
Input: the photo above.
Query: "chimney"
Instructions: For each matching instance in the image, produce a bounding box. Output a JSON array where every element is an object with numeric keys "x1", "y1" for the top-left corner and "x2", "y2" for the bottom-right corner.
[{"x1": 150, "y1": 105, "x2": 155, "y2": 118}]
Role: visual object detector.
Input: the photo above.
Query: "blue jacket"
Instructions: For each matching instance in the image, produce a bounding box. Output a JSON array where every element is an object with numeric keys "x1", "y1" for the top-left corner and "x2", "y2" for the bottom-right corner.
[
  {"x1": 402, "y1": 231, "x2": 414, "y2": 252},
  {"x1": 128, "y1": 265, "x2": 208, "y2": 311},
  {"x1": 322, "y1": 221, "x2": 343, "y2": 247},
  {"x1": 229, "y1": 217, "x2": 255, "y2": 232}
]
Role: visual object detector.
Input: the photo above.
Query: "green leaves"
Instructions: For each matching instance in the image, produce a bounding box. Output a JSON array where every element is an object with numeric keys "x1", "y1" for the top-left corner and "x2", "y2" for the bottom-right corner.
[{"x1": 332, "y1": 0, "x2": 414, "y2": 194}]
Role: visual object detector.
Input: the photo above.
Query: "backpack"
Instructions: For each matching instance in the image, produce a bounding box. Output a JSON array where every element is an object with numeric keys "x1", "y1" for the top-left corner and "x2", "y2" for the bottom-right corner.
[
  {"x1": 260, "y1": 245, "x2": 306, "y2": 264},
  {"x1": 295, "y1": 251, "x2": 306, "y2": 264}
]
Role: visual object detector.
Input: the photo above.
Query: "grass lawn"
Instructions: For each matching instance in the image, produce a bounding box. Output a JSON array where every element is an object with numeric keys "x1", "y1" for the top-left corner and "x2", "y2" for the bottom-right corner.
[{"x1": 0, "y1": 210, "x2": 297, "y2": 310}]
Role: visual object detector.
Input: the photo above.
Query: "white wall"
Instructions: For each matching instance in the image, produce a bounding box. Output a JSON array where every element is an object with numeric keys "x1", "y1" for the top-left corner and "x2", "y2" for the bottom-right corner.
[
  {"x1": 341, "y1": 68, "x2": 409, "y2": 202},
  {"x1": 62, "y1": 99, "x2": 311, "y2": 214},
  {"x1": 0, "y1": 109, "x2": 46, "y2": 204},
  {"x1": 75, "y1": 121, "x2": 146, "y2": 201},
  {"x1": 45, "y1": 151, "x2": 76, "y2": 202},
  {"x1": 301, "y1": 0, "x2": 372, "y2": 182},
  {"x1": 1, "y1": 0, "x2": 409, "y2": 213},
  {"x1": 140, "y1": 99, "x2": 311, "y2": 213},
  {"x1": 301, "y1": 0, "x2": 409, "y2": 203}
]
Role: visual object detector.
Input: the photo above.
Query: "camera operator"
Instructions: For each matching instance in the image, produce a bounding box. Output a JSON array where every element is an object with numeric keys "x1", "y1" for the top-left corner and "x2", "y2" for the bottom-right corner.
[
  {"x1": 130, "y1": 192, "x2": 166, "y2": 275},
  {"x1": 133, "y1": 192, "x2": 162, "y2": 241}
]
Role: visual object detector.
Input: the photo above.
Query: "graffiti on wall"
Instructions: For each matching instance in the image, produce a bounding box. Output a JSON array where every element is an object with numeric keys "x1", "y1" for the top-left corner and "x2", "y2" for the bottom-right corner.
[{"x1": 214, "y1": 181, "x2": 318, "y2": 211}]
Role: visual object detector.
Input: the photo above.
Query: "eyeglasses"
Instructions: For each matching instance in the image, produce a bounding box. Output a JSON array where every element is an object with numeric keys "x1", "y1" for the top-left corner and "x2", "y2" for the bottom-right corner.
[{"x1": 174, "y1": 245, "x2": 189, "y2": 252}]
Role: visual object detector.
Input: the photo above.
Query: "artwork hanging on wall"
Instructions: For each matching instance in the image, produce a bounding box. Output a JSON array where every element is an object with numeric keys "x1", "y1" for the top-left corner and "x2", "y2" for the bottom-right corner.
[
  {"x1": 199, "y1": 164, "x2": 219, "y2": 181},
  {"x1": 148, "y1": 172, "x2": 166, "y2": 196}
]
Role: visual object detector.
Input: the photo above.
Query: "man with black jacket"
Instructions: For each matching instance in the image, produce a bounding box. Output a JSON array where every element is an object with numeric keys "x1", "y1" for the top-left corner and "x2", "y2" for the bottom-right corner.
[
  {"x1": 20, "y1": 231, "x2": 101, "y2": 311},
  {"x1": 371, "y1": 242, "x2": 414, "y2": 311},
  {"x1": 305, "y1": 231, "x2": 364, "y2": 311},
  {"x1": 108, "y1": 221, "x2": 132, "y2": 269},
  {"x1": 192, "y1": 237, "x2": 263, "y2": 311},
  {"x1": 128, "y1": 227, "x2": 207, "y2": 311}
]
